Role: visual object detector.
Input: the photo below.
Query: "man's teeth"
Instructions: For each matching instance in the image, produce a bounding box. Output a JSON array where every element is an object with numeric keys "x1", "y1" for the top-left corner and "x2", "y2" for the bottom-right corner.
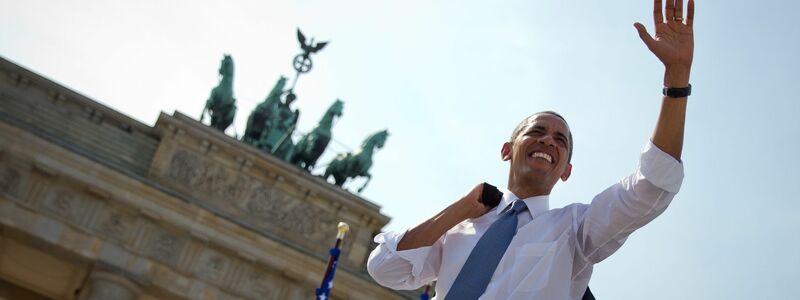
[{"x1": 531, "y1": 152, "x2": 553, "y2": 163}]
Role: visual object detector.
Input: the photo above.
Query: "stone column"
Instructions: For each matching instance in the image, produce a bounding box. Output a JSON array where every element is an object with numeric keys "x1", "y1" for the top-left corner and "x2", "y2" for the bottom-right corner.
[{"x1": 79, "y1": 271, "x2": 141, "y2": 300}]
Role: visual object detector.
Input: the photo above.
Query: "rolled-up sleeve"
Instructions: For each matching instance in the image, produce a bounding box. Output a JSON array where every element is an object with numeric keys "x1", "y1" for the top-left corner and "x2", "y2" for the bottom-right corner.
[
  {"x1": 576, "y1": 140, "x2": 685, "y2": 265},
  {"x1": 367, "y1": 230, "x2": 442, "y2": 290}
]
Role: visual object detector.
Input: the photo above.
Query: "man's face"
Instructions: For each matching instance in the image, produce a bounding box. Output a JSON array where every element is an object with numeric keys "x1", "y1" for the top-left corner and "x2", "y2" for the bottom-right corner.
[{"x1": 502, "y1": 113, "x2": 572, "y2": 195}]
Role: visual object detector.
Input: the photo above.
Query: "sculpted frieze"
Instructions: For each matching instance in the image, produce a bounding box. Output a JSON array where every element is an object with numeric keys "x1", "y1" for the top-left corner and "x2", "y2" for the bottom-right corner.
[
  {"x1": 168, "y1": 149, "x2": 199, "y2": 185},
  {"x1": 41, "y1": 187, "x2": 85, "y2": 223},
  {"x1": 166, "y1": 147, "x2": 338, "y2": 250},
  {"x1": 169, "y1": 149, "x2": 248, "y2": 207},
  {"x1": 192, "y1": 248, "x2": 230, "y2": 282},
  {"x1": 95, "y1": 208, "x2": 136, "y2": 244},
  {"x1": 144, "y1": 227, "x2": 187, "y2": 266}
]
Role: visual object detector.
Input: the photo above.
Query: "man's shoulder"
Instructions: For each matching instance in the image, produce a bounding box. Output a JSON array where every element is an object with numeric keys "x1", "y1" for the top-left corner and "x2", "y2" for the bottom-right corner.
[
  {"x1": 539, "y1": 202, "x2": 591, "y2": 225},
  {"x1": 545, "y1": 202, "x2": 590, "y2": 216}
]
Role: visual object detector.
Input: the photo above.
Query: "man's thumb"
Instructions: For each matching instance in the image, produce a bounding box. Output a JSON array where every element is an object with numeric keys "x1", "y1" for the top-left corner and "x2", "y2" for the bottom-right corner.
[{"x1": 634, "y1": 23, "x2": 656, "y2": 50}]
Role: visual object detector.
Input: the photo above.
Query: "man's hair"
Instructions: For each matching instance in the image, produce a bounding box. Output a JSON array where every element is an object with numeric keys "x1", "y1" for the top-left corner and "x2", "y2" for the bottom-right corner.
[{"x1": 510, "y1": 111, "x2": 573, "y2": 163}]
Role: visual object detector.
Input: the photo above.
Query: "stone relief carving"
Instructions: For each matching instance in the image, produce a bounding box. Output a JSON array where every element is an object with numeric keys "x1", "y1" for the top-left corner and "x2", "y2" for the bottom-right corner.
[
  {"x1": 169, "y1": 149, "x2": 201, "y2": 185},
  {"x1": 244, "y1": 186, "x2": 334, "y2": 242},
  {"x1": 42, "y1": 187, "x2": 83, "y2": 223},
  {"x1": 145, "y1": 228, "x2": 186, "y2": 266},
  {"x1": 169, "y1": 149, "x2": 248, "y2": 206},
  {"x1": 96, "y1": 209, "x2": 135, "y2": 243},
  {"x1": 192, "y1": 248, "x2": 229, "y2": 282},
  {"x1": 167, "y1": 148, "x2": 337, "y2": 250},
  {"x1": 0, "y1": 165, "x2": 20, "y2": 196}
]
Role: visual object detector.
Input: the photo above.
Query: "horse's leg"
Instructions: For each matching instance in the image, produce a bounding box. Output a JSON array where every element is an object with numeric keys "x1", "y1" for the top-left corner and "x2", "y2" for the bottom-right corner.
[
  {"x1": 357, "y1": 174, "x2": 372, "y2": 193},
  {"x1": 334, "y1": 174, "x2": 346, "y2": 186},
  {"x1": 282, "y1": 144, "x2": 295, "y2": 161},
  {"x1": 323, "y1": 160, "x2": 335, "y2": 180}
]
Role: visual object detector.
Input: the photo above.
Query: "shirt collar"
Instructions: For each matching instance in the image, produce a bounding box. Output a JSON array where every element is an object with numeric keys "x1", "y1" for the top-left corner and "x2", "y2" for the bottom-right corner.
[{"x1": 497, "y1": 189, "x2": 550, "y2": 218}]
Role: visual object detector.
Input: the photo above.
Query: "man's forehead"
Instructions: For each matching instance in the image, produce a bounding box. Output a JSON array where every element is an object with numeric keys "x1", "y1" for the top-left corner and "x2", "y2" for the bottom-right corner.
[{"x1": 525, "y1": 113, "x2": 570, "y2": 133}]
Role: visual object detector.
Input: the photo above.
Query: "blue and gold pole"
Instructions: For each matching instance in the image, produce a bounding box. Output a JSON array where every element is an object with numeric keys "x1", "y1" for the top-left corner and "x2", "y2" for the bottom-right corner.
[{"x1": 315, "y1": 222, "x2": 349, "y2": 300}]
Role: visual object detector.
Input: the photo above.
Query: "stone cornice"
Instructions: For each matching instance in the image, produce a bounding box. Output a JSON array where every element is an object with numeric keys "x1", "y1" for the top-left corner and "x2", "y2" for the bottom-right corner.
[{"x1": 0, "y1": 56, "x2": 158, "y2": 140}]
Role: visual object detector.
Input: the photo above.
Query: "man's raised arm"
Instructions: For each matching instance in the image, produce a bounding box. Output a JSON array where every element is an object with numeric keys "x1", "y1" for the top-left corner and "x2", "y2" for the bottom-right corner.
[
  {"x1": 574, "y1": 0, "x2": 694, "y2": 268},
  {"x1": 635, "y1": 0, "x2": 695, "y2": 160}
]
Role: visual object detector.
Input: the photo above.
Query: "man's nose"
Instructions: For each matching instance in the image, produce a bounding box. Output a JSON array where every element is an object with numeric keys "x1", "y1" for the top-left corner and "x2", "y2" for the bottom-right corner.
[{"x1": 536, "y1": 134, "x2": 556, "y2": 147}]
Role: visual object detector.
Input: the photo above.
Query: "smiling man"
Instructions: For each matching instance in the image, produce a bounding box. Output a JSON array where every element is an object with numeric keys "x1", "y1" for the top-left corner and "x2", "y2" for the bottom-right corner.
[{"x1": 366, "y1": 0, "x2": 694, "y2": 299}]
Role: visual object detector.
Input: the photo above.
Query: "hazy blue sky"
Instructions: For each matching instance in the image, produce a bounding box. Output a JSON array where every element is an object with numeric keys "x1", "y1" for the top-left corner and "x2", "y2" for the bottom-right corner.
[{"x1": 2, "y1": 0, "x2": 798, "y2": 298}]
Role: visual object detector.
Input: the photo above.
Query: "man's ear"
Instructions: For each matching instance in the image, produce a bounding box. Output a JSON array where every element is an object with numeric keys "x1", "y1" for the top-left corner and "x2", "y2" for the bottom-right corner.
[
  {"x1": 560, "y1": 163, "x2": 572, "y2": 181},
  {"x1": 501, "y1": 142, "x2": 512, "y2": 161}
]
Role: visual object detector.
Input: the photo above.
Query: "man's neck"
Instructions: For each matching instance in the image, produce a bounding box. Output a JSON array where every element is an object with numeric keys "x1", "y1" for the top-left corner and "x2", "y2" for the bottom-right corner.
[{"x1": 507, "y1": 185, "x2": 551, "y2": 199}]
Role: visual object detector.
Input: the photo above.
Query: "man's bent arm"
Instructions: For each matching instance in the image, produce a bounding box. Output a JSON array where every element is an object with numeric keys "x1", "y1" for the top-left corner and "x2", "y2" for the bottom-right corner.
[
  {"x1": 367, "y1": 231, "x2": 442, "y2": 289},
  {"x1": 367, "y1": 184, "x2": 488, "y2": 289},
  {"x1": 397, "y1": 184, "x2": 488, "y2": 250}
]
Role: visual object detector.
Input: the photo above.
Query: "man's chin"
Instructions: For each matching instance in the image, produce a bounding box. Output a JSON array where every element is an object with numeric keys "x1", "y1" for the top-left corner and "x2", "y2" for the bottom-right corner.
[{"x1": 518, "y1": 173, "x2": 550, "y2": 186}]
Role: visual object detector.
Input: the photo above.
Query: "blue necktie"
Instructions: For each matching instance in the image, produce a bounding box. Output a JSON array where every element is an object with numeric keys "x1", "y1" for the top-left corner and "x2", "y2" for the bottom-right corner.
[{"x1": 446, "y1": 200, "x2": 528, "y2": 300}]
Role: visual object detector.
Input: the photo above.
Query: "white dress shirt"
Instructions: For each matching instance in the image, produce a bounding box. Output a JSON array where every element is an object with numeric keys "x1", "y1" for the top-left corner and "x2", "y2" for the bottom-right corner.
[{"x1": 367, "y1": 141, "x2": 684, "y2": 299}]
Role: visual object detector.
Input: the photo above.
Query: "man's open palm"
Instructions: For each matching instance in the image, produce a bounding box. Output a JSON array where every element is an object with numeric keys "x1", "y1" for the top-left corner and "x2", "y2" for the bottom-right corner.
[{"x1": 634, "y1": 0, "x2": 695, "y2": 70}]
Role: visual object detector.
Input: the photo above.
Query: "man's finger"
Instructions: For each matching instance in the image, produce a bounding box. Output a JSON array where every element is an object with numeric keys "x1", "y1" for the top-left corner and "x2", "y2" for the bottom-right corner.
[
  {"x1": 675, "y1": 0, "x2": 684, "y2": 21},
  {"x1": 665, "y1": 0, "x2": 675, "y2": 21},
  {"x1": 634, "y1": 23, "x2": 656, "y2": 51},
  {"x1": 687, "y1": 0, "x2": 695, "y2": 27},
  {"x1": 654, "y1": 0, "x2": 664, "y2": 26}
]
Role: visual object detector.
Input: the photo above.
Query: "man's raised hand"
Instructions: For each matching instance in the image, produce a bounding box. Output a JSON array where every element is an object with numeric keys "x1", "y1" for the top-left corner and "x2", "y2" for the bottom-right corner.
[{"x1": 634, "y1": 0, "x2": 695, "y2": 86}]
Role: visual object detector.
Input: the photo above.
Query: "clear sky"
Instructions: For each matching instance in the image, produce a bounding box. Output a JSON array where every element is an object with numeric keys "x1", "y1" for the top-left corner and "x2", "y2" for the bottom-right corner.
[{"x1": 2, "y1": 0, "x2": 798, "y2": 298}]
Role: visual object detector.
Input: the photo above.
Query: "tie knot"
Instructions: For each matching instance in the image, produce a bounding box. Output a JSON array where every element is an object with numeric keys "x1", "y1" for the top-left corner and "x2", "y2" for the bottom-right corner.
[{"x1": 508, "y1": 200, "x2": 528, "y2": 214}]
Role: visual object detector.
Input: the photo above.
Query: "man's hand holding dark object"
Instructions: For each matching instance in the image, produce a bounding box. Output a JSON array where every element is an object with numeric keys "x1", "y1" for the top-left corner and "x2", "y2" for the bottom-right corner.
[{"x1": 397, "y1": 183, "x2": 498, "y2": 251}]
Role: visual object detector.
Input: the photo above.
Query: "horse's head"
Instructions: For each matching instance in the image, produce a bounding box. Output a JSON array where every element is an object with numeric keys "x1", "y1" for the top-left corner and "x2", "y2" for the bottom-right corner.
[
  {"x1": 264, "y1": 76, "x2": 288, "y2": 104},
  {"x1": 219, "y1": 55, "x2": 234, "y2": 77},
  {"x1": 328, "y1": 99, "x2": 344, "y2": 118},
  {"x1": 362, "y1": 129, "x2": 389, "y2": 150},
  {"x1": 274, "y1": 76, "x2": 288, "y2": 91}
]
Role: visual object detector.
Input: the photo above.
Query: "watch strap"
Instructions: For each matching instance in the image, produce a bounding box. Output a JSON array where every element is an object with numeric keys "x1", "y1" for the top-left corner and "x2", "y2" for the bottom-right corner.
[{"x1": 663, "y1": 84, "x2": 692, "y2": 98}]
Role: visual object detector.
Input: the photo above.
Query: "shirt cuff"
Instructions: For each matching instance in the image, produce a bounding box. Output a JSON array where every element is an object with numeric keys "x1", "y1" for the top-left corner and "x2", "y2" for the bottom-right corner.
[
  {"x1": 374, "y1": 231, "x2": 433, "y2": 277},
  {"x1": 639, "y1": 140, "x2": 685, "y2": 193}
]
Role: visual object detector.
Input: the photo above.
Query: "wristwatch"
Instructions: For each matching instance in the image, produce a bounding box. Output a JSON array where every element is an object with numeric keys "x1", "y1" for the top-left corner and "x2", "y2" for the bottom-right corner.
[{"x1": 663, "y1": 84, "x2": 692, "y2": 98}]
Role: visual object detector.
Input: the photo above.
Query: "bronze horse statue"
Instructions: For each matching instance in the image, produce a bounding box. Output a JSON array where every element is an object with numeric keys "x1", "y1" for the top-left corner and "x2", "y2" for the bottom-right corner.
[
  {"x1": 200, "y1": 55, "x2": 236, "y2": 131},
  {"x1": 290, "y1": 99, "x2": 344, "y2": 171},
  {"x1": 323, "y1": 130, "x2": 388, "y2": 193}
]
